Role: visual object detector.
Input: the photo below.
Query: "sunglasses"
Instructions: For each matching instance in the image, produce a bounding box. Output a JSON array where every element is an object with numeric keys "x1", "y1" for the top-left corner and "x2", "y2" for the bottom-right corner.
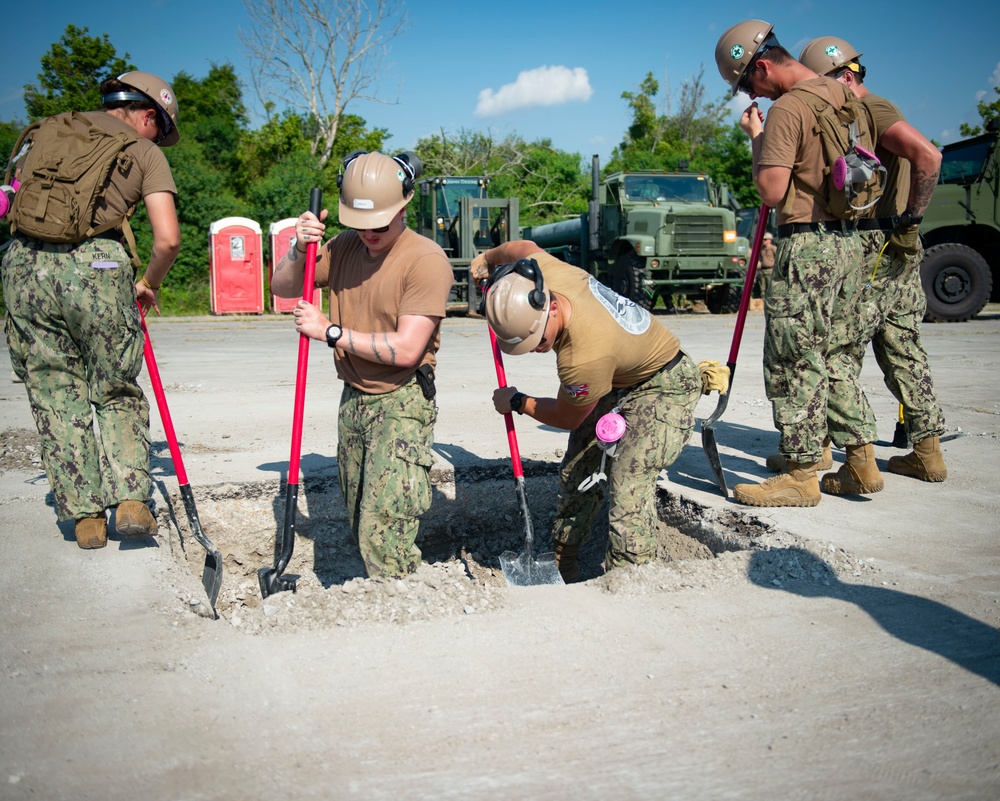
[
  {"x1": 353, "y1": 223, "x2": 390, "y2": 234},
  {"x1": 152, "y1": 108, "x2": 173, "y2": 145},
  {"x1": 736, "y1": 60, "x2": 759, "y2": 96}
]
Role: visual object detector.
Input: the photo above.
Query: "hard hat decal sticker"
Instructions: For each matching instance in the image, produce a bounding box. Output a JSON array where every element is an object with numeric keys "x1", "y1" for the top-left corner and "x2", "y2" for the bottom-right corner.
[
  {"x1": 825, "y1": 45, "x2": 842, "y2": 59},
  {"x1": 730, "y1": 44, "x2": 745, "y2": 60},
  {"x1": 353, "y1": 199, "x2": 375, "y2": 209},
  {"x1": 160, "y1": 89, "x2": 173, "y2": 106},
  {"x1": 396, "y1": 169, "x2": 405, "y2": 182}
]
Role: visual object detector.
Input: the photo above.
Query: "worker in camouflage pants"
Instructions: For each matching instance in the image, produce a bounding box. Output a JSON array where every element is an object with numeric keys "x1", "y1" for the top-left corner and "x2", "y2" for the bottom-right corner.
[
  {"x1": 4, "y1": 239, "x2": 151, "y2": 522},
  {"x1": 800, "y1": 35, "x2": 947, "y2": 484},
  {"x1": 551, "y1": 363, "x2": 701, "y2": 569},
  {"x1": 337, "y1": 382, "x2": 436, "y2": 577},
  {"x1": 472, "y1": 242, "x2": 708, "y2": 582},
  {"x1": 271, "y1": 151, "x2": 453, "y2": 579},
  {"x1": 2, "y1": 71, "x2": 181, "y2": 548}
]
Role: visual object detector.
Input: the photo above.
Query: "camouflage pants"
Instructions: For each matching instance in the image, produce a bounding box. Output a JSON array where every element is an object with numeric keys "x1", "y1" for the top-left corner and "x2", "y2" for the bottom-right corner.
[
  {"x1": 551, "y1": 354, "x2": 701, "y2": 567},
  {"x1": 855, "y1": 230, "x2": 945, "y2": 442},
  {"x1": 338, "y1": 380, "x2": 436, "y2": 579},
  {"x1": 765, "y1": 229, "x2": 875, "y2": 461},
  {"x1": 2, "y1": 237, "x2": 150, "y2": 521}
]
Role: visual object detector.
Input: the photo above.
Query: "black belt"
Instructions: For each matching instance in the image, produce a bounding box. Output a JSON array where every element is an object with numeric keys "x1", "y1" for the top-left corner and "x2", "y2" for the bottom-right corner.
[
  {"x1": 777, "y1": 220, "x2": 856, "y2": 237},
  {"x1": 856, "y1": 217, "x2": 897, "y2": 231}
]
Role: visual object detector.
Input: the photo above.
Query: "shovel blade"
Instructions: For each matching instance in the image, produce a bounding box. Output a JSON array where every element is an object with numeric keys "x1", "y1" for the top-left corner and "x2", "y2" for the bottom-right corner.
[
  {"x1": 499, "y1": 549, "x2": 565, "y2": 587},
  {"x1": 701, "y1": 423, "x2": 728, "y2": 497}
]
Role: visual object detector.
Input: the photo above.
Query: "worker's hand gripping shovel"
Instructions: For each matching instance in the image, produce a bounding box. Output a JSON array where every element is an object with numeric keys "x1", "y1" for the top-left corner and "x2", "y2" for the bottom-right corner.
[
  {"x1": 140, "y1": 305, "x2": 223, "y2": 617},
  {"x1": 484, "y1": 297, "x2": 563, "y2": 587},
  {"x1": 701, "y1": 203, "x2": 770, "y2": 496},
  {"x1": 259, "y1": 188, "x2": 323, "y2": 599}
]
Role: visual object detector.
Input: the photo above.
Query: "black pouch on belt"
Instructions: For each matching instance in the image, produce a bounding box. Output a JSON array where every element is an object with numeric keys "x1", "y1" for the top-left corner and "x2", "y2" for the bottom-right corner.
[{"x1": 414, "y1": 363, "x2": 436, "y2": 400}]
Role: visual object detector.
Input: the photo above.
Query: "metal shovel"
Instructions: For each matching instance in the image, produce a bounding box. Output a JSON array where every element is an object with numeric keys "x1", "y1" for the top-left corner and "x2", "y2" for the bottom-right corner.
[
  {"x1": 488, "y1": 326, "x2": 564, "y2": 587},
  {"x1": 701, "y1": 202, "x2": 770, "y2": 496},
  {"x1": 140, "y1": 306, "x2": 223, "y2": 617},
  {"x1": 259, "y1": 188, "x2": 323, "y2": 599}
]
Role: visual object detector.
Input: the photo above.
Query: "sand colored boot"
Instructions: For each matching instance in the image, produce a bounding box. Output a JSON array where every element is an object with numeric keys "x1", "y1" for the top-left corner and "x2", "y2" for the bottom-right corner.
[
  {"x1": 887, "y1": 435, "x2": 947, "y2": 482},
  {"x1": 115, "y1": 500, "x2": 158, "y2": 538},
  {"x1": 553, "y1": 541, "x2": 581, "y2": 583},
  {"x1": 766, "y1": 437, "x2": 833, "y2": 473},
  {"x1": 75, "y1": 515, "x2": 108, "y2": 549},
  {"x1": 734, "y1": 461, "x2": 821, "y2": 507},
  {"x1": 821, "y1": 443, "x2": 884, "y2": 495}
]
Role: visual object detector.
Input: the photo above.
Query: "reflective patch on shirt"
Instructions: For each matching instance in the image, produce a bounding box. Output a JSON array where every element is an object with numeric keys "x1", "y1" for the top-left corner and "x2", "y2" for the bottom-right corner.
[
  {"x1": 91, "y1": 261, "x2": 119, "y2": 269},
  {"x1": 564, "y1": 383, "x2": 590, "y2": 398},
  {"x1": 587, "y1": 277, "x2": 651, "y2": 334}
]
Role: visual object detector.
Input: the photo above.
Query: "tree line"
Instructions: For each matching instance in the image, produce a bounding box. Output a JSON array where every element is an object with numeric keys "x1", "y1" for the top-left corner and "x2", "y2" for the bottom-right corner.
[{"x1": 2, "y1": 23, "x2": 758, "y2": 315}]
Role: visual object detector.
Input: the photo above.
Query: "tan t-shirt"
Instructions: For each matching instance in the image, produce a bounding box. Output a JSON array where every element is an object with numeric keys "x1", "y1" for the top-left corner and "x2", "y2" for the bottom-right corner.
[
  {"x1": 527, "y1": 252, "x2": 681, "y2": 406},
  {"x1": 759, "y1": 77, "x2": 860, "y2": 225},
  {"x1": 862, "y1": 94, "x2": 908, "y2": 218},
  {"x1": 81, "y1": 111, "x2": 177, "y2": 227},
  {"x1": 313, "y1": 227, "x2": 453, "y2": 393}
]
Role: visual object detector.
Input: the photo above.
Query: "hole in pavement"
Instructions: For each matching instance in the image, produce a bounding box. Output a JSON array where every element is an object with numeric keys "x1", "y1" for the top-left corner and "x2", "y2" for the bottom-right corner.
[{"x1": 152, "y1": 459, "x2": 860, "y2": 632}]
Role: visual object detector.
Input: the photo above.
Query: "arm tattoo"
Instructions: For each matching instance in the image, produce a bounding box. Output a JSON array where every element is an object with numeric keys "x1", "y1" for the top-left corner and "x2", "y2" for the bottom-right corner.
[
  {"x1": 909, "y1": 167, "x2": 940, "y2": 216},
  {"x1": 346, "y1": 329, "x2": 356, "y2": 353},
  {"x1": 369, "y1": 333, "x2": 397, "y2": 365}
]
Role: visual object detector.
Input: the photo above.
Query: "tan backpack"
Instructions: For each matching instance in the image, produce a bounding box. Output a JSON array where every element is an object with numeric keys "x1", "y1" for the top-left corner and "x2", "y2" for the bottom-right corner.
[
  {"x1": 5, "y1": 111, "x2": 142, "y2": 266},
  {"x1": 786, "y1": 84, "x2": 885, "y2": 220}
]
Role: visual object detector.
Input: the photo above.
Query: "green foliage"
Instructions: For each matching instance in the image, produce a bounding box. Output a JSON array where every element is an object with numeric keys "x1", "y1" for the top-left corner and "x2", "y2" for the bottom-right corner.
[
  {"x1": 959, "y1": 85, "x2": 1000, "y2": 138},
  {"x1": 24, "y1": 25, "x2": 134, "y2": 119},
  {"x1": 414, "y1": 129, "x2": 589, "y2": 227},
  {"x1": 607, "y1": 68, "x2": 755, "y2": 206}
]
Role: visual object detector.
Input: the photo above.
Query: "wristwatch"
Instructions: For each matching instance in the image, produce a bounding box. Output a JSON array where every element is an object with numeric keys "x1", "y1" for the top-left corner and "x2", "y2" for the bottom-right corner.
[
  {"x1": 896, "y1": 210, "x2": 923, "y2": 228},
  {"x1": 509, "y1": 391, "x2": 527, "y2": 415},
  {"x1": 325, "y1": 324, "x2": 343, "y2": 348}
]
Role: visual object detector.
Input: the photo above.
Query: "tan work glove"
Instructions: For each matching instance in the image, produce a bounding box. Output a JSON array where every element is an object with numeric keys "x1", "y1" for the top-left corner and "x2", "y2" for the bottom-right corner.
[
  {"x1": 698, "y1": 359, "x2": 730, "y2": 395},
  {"x1": 470, "y1": 252, "x2": 490, "y2": 282},
  {"x1": 888, "y1": 224, "x2": 922, "y2": 259}
]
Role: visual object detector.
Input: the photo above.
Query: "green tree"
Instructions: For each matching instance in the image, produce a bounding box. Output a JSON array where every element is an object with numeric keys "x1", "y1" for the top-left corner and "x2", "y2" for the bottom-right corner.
[
  {"x1": 959, "y1": 85, "x2": 1000, "y2": 137},
  {"x1": 24, "y1": 24, "x2": 133, "y2": 119}
]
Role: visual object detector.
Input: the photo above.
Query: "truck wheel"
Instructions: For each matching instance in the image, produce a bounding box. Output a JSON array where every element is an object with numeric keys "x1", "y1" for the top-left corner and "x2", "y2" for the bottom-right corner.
[
  {"x1": 610, "y1": 252, "x2": 655, "y2": 309},
  {"x1": 706, "y1": 283, "x2": 741, "y2": 314},
  {"x1": 920, "y1": 243, "x2": 992, "y2": 323}
]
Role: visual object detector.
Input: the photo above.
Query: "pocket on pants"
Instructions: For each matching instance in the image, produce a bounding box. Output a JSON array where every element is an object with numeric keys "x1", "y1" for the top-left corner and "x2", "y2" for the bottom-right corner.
[
  {"x1": 764, "y1": 290, "x2": 814, "y2": 361},
  {"x1": 369, "y1": 437, "x2": 434, "y2": 519}
]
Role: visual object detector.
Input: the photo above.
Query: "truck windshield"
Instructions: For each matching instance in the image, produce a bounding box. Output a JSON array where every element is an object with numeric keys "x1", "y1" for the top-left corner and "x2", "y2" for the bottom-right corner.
[
  {"x1": 436, "y1": 179, "x2": 487, "y2": 218},
  {"x1": 939, "y1": 137, "x2": 992, "y2": 185},
  {"x1": 624, "y1": 175, "x2": 709, "y2": 202}
]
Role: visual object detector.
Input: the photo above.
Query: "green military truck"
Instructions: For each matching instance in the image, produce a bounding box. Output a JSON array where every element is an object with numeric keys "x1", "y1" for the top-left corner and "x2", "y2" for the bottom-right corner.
[
  {"x1": 412, "y1": 176, "x2": 520, "y2": 313},
  {"x1": 919, "y1": 118, "x2": 1000, "y2": 322},
  {"x1": 520, "y1": 156, "x2": 749, "y2": 311}
]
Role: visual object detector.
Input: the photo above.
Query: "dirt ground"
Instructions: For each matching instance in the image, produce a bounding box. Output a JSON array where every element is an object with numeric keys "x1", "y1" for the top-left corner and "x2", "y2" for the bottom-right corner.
[{"x1": 1, "y1": 308, "x2": 998, "y2": 800}]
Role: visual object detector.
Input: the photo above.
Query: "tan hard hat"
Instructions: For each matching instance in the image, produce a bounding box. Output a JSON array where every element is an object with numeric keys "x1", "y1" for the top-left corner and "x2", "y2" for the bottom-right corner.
[
  {"x1": 338, "y1": 152, "x2": 415, "y2": 229},
  {"x1": 117, "y1": 71, "x2": 179, "y2": 147},
  {"x1": 715, "y1": 19, "x2": 774, "y2": 97},
  {"x1": 485, "y1": 269, "x2": 551, "y2": 355},
  {"x1": 799, "y1": 37, "x2": 863, "y2": 76}
]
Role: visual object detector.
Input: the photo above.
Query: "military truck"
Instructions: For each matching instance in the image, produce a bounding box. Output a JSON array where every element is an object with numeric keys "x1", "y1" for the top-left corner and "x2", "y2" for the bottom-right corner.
[
  {"x1": 520, "y1": 156, "x2": 749, "y2": 311},
  {"x1": 412, "y1": 176, "x2": 520, "y2": 313},
  {"x1": 919, "y1": 118, "x2": 1000, "y2": 322}
]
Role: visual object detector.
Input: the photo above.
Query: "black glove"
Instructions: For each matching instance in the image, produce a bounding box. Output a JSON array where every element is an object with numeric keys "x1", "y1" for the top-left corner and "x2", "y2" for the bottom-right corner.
[{"x1": 888, "y1": 224, "x2": 922, "y2": 259}]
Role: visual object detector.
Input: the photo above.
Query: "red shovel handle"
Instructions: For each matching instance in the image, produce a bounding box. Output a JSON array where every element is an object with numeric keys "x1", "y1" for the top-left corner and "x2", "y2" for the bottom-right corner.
[
  {"x1": 139, "y1": 304, "x2": 188, "y2": 486},
  {"x1": 287, "y1": 188, "x2": 323, "y2": 485}
]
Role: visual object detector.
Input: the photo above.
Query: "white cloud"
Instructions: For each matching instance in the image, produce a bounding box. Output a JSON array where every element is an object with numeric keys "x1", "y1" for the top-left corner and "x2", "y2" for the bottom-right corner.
[{"x1": 475, "y1": 65, "x2": 593, "y2": 116}]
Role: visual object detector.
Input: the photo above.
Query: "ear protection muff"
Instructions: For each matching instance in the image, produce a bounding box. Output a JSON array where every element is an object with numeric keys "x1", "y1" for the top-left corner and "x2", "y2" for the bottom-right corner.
[
  {"x1": 336, "y1": 150, "x2": 368, "y2": 190},
  {"x1": 489, "y1": 258, "x2": 547, "y2": 310},
  {"x1": 392, "y1": 151, "x2": 423, "y2": 197}
]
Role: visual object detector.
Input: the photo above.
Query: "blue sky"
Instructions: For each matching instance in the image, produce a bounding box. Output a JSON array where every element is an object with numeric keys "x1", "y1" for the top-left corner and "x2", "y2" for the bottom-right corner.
[{"x1": 6, "y1": 1, "x2": 999, "y2": 168}]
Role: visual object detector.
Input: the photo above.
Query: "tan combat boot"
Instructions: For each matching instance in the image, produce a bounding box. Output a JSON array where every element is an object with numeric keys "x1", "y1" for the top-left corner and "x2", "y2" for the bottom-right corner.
[
  {"x1": 553, "y1": 541, "x2": 581, "y2": 583},
  {"x1": 821, "y1": 443, "x2": 884, "y2": 495},
  {"x1": 766, "y1": 437, "x2": 833, "y2": 473},
  {"x1": 887, "y1": 435, "x2": 947, "y2": 482},
  {"x1": 115, "y1": 500, "x2": 158, "y2": 538},
  {"x1": 734, "y1": 461, "x2": 821, "y2": 507},
  {"x1": 75, "y1": 515, "x2": 107, "y2": 549}
]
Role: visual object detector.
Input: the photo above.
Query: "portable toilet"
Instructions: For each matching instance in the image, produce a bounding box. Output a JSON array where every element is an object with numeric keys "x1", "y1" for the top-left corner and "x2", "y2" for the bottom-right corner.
[
  {"x1": 209, "y1": 217, "x2": 264, "y2": 314},
  {"x1": 269, "y1": 218, "x2": 322, "y2": 313}
]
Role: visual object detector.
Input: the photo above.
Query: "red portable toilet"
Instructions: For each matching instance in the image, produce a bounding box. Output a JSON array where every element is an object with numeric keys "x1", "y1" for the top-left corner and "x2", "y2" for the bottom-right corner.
[
  {"x1": 269, "y1": 218, "x2": 321, "y2": 313},
  {"x1": 209, "y1": 217, "x2": 264, "y2": 314}
]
